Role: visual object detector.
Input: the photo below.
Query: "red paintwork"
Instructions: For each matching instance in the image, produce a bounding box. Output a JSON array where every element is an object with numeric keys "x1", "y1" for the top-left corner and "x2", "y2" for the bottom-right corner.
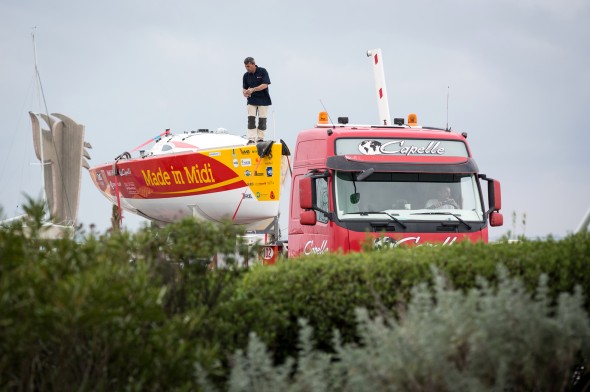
[
  {"x1": 289, "y1": 223, "x2": 487, "y2": 257},
  {"x1": 89, "y1": 152, "x2": 246, "y2": 200}
]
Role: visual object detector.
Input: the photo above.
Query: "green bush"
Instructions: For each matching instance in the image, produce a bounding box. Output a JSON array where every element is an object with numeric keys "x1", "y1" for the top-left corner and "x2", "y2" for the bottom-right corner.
[
  {"x1": 2, "y1": 199, "x2": 589, "y2": 390},
  {"x1": 0, "y1": 200, "x2": 248, "y2": 391},
  {"x1": 222, "y1": 233, "x2": 590, "y2": 364},
  {"x1": 220, "y1": 268, "x2": 590, "y2": 391}
]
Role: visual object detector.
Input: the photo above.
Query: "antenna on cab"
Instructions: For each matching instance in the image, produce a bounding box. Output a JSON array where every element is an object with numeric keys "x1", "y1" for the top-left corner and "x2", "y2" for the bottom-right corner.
[
  {"x1": 446, "y1": 85, "x2": 450, "y2": 131},
  {"x1": 319, "y1": 99, "x2": 335, "y2": 125}
]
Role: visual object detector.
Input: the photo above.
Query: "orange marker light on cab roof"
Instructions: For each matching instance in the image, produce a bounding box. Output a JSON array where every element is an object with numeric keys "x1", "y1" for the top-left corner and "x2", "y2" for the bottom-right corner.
[
  {"x1": 318, "y1": 111, "x2": 329, "y2": 124},
  {"x1": 408, "y1": 113, "x2": 418, "y2": 126}
]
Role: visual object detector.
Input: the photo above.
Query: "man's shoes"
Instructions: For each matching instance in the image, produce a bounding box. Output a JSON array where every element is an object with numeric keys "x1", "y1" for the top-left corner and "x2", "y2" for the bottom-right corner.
[{"x1": 247, "y1": 140, "x2": 255, "y2": 145}]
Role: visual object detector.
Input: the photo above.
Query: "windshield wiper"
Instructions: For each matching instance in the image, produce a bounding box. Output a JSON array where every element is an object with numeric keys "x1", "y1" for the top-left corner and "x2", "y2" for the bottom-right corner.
[
  {"x1": 346, "y1": 211, "x2": 407, "y2": 229},
  {"x1": 411, "y1": 211, "x2": 472, "y2": 230}
]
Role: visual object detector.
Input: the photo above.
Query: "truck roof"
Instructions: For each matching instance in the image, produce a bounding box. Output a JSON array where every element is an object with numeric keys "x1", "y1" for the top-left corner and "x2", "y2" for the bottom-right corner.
[{"x1": 311, "y1": 123, "x2": 467, "y2": 141}]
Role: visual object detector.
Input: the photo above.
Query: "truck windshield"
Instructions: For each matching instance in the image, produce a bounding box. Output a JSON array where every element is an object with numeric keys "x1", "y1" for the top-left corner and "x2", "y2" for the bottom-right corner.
[{"x1": 334, "y1": 171, "x2": 484, "y2": 222}]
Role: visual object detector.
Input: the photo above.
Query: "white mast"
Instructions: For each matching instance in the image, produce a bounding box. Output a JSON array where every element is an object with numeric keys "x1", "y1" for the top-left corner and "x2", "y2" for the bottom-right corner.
[{"x1": 366, "y1": 48, "x2": 391, "y2": 126}]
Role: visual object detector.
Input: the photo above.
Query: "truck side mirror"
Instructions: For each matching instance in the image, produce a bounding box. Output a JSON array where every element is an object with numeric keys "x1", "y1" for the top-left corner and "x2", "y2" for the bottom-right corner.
[
  {"x1": 486, "y1": 179, "x2": 503, "y2": 226},
  {"x1": 300, "y1": 210, "x2": 317, "y2": 226},
  {"x1": 299, "y1": 176, "x2": 313, "y2": 210},
  {"x1": 491, "y1": 179, "x2": 502, "y2": 211},
  {"x1": 489, "y1": 211, "x2": 504, "y2": 227},
  {"x1": 487, "y1": 179, "x2": 502, "y2": 211}
]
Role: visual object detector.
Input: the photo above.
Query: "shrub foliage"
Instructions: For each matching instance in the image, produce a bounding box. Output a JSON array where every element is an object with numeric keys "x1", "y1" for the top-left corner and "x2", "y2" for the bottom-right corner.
[
  {"x1": 223, "y1": 268, "x2": 590, "y2": 391},
  {"x1": 1, "y1": 199, "x2": 589, "y2": 390},
  {"x1": 0, "y1": 200, "x2": 247, "y2": 391},
  {"x1": 223, "y1": 234, "x2": 590, "y2": 364}
]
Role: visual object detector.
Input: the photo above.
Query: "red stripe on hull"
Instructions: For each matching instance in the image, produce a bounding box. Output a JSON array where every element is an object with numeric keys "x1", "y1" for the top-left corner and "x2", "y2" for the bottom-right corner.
[{"x1": 89, "y1": 152, "x2": 246, "y2": 200}]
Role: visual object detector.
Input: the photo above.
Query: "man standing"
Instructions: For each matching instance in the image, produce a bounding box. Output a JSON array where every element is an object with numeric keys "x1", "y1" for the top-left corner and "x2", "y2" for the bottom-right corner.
[{"x1": 242, "y1": 57, "x2": 271, "y2": 144}]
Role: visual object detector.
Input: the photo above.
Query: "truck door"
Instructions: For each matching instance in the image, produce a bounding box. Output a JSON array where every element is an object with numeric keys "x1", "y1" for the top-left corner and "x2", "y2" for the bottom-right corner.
[{"x1": 288, "y1": 172, "x2": 332, "y2": 257}]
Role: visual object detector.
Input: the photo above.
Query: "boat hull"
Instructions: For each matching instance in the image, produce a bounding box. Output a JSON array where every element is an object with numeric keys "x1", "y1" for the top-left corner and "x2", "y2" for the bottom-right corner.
[{"x1": 89, "y1": 142, "x2": 286, "y2": 229}]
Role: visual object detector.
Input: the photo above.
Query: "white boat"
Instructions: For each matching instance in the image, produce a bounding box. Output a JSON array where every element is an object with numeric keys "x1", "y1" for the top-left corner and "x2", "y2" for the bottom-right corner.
[{"x1": 88, "y1": 129, "x2": 290, "y2": 231}]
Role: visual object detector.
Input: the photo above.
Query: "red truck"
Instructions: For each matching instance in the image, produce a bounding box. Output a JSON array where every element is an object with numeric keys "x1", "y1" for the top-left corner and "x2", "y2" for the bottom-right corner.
[{"x1": 285, "y1": 49, "x2": 503, "y2": 257}]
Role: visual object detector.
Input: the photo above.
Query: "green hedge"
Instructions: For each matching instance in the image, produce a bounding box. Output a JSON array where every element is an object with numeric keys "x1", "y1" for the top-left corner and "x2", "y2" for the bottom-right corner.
[
  {"x1": 223, "y1": 233, "x2": 590, "y2": 363},
  {"x1": 224, "y1": 269, "x2": 590, "y2": 391},
  {"x1": 0, "y1": 205, "x2": 248, "y2": 391},
  {"x1": 1, "y1": 200, "x2": 589, "y2": 390}
]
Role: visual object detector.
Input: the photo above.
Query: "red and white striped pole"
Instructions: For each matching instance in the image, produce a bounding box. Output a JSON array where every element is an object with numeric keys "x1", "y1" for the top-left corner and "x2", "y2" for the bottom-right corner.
[{"x1": 367, "y1": 49, "x2": 391, "y2": 125}]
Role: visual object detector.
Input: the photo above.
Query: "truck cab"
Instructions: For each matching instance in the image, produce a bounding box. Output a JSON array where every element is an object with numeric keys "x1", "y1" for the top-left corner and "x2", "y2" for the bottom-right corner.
[{"x1": 288, "y1": 115, "x2": 503, "y2": 257}]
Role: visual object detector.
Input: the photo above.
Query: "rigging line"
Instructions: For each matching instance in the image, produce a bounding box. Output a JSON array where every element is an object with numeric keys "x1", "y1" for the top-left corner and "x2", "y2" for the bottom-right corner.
[
  {"x1": 0, "y1": 73, "x2": 37, "y2": 203},
  {"x1": 129, "y1": 129, "x2": 171, "y2": 152},
  {"x1": 32, "y1": 29, "x2": 76, "y2": 224},
  {"x1": 32, "y1": 28, "x2": 51, "y2": 130},
  {"x1": 31, "y1": 28, "x2": 48, "y2": 216}
]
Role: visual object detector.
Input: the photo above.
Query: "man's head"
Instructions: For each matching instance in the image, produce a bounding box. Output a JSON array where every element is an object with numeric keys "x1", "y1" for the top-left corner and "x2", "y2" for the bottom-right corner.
[
  {"x1": 437, "y1": 185, "x2": 451, "y2": 200},
  {"x1": 244, "y1": 57, "x2": 256, "y2": 73}
]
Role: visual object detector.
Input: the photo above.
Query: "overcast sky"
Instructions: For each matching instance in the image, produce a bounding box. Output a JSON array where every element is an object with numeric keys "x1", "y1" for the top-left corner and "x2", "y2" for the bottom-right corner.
[{"x1": 1, "y1": 0, "x2": 589, "y2": 239}]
